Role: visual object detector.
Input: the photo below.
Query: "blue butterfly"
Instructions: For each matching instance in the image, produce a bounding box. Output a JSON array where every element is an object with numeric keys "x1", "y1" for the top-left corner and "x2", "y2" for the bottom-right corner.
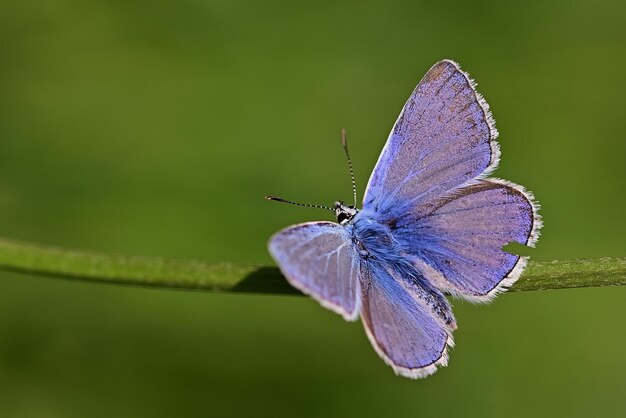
[{"x1": 267, "y1": 60, "x2": 541, "y2": 378}]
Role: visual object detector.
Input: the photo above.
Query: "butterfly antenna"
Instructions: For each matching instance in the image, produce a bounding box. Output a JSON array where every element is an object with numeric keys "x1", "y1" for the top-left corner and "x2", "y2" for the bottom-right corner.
[
  {"x1": 265, "y1": 195, "x2": 334, "y2": 212},
  {"x1": 341, "y1": 128, "x2": 358, "y2": 207}
]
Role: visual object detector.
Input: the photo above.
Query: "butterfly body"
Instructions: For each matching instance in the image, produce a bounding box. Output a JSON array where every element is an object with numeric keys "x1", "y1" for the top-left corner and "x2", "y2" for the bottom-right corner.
[
  {"x1": 351, "y1": 210, "x2": 398, "y2": 260},
  {"x1": 268, "y1": 60, "x2": 541, "y2": 378}
]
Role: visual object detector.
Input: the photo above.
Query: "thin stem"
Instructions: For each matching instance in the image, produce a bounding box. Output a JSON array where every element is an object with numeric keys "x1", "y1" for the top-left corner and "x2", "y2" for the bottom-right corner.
[{"x1": 0, "y1": 237, "x2": 623, "y2": 295}]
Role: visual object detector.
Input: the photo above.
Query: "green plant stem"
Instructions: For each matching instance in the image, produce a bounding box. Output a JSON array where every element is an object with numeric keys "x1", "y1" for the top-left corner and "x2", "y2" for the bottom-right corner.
[{"x1": 0, "y1": 237, "x2": 623, "y2": 295}]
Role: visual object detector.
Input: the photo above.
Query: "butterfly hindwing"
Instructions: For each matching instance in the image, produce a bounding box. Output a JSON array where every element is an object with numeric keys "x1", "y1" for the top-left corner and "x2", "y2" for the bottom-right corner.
[
  {"x1": 359, "y1": 260, "x2": 455, "y2": 378},
  {"x1": 395, "y1": 179, "x2": 541, "y2": 301},
  {"x1": 268, "y1": 222, "x2": 361, "y2": 320},
  {"x1": 364, "y1": 60, "x2": 499, "y2": 215}
]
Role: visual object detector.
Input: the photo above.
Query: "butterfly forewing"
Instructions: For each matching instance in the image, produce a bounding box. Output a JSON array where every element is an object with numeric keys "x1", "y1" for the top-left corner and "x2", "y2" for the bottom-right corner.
[
  {"x1": 364, "y1": 60, "x2": 499, "y2": 215},
  {"x1": 268, "y1": 222, "x2": 360, "y2": 320}
]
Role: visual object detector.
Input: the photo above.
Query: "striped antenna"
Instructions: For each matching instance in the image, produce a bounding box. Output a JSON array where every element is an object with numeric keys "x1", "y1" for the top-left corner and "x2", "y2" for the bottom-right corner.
[
  {"x1": 265, "y1": 195, "x2": 334, "y2": 212},
  {"x1": 341, "y1": 129, "x2": 357, "y2": 207}
]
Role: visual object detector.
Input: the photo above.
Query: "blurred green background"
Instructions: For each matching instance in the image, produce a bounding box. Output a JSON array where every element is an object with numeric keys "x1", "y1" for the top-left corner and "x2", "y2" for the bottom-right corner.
[{"x1": 0, "y1": 1, "x2": 625, "y2": 417}]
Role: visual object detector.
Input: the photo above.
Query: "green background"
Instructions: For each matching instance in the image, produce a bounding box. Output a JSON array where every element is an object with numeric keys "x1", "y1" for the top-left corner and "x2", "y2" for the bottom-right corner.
[{"x1": 1, "y1": 1, "x2": 625, "y2": 417}]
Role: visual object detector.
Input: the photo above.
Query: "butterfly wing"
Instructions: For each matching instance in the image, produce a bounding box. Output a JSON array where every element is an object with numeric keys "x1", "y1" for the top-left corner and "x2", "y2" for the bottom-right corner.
[
  {"x1": 395, "y1": 179, "x2": 541, "y2": 302},
  {"x1": 360, "y1": 260, "x2": 455, "y2": 378},
  {"x1": 363, "y1": 59, "x2": 540, "y2": 301},
  {"x1": 364, "y1": 60, "x2": 499, "y2": 214},
  {"x1": 268, "y1": 222, "x2": 360, "y2": 320}
]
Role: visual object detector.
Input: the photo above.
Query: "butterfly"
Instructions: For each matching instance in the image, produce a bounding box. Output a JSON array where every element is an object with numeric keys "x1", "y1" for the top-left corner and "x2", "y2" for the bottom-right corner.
[{"x1": 266, "y1": 60, "x2": 541, "y2": 378}]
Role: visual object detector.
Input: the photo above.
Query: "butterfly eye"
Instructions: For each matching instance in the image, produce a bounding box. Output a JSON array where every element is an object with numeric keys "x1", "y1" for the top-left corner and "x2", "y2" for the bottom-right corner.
[
  {"x1": 337, "y1": 211, "x2": 350, "y2": 225},
  {"x1": 335, "y1": 202, "x2": 357, "y2": 225}
]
